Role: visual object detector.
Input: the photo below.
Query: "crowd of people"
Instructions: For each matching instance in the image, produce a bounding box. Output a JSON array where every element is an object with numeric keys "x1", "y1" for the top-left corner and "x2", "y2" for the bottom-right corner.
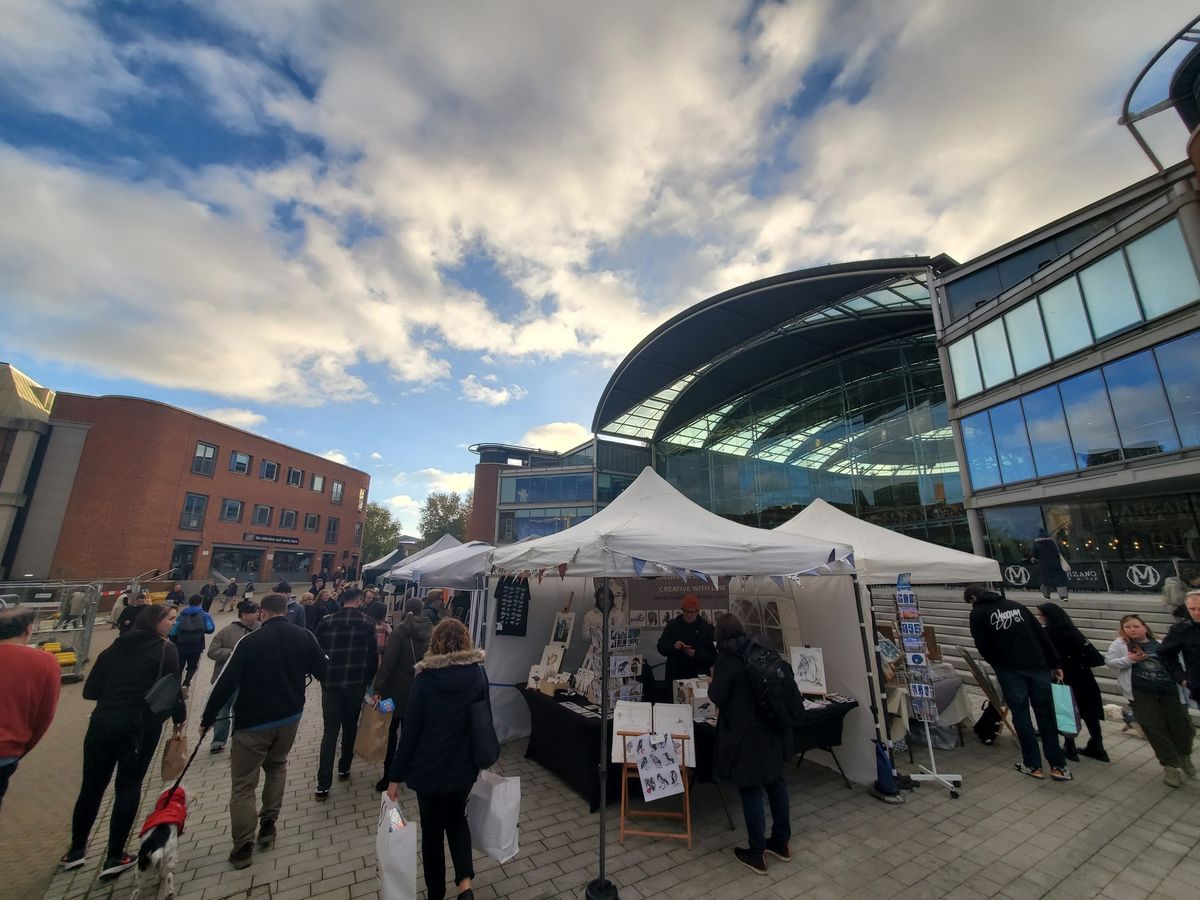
[{"x1": 1, "y1": 571, "x2": 1198, "y2": 895}]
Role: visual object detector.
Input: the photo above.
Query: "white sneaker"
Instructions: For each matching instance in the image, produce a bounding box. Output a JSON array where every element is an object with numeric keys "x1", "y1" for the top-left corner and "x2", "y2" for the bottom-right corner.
[{"x1": 1163, "y1": 766, "x2": 1183, "y2": 788}]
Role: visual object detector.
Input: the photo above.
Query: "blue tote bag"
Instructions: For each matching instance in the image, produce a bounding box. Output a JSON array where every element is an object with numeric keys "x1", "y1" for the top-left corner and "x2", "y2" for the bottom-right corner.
[{"x1": 1050, "y1": 680, "x2": 1079, "y2": 735}]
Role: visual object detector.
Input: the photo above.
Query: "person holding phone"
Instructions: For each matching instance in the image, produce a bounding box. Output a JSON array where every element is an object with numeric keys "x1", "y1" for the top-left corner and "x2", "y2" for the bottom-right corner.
[{"x1": 1105, "y1": 614, "x2": 1193, "y2": 787}]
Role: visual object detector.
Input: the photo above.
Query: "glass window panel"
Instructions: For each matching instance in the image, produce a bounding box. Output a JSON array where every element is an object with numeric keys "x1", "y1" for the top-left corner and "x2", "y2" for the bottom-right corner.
[
  {"x1": 961, "y1": 412, "x2": 1001, "y2": 490},
  {"x1": 1020, "y1": 386, "x2": 1075, "y2": 477},
  {"x1": 1102, "y1": 351, "x2": 1180, "y2": 458},
  {"x1": 1039, "y1": 277, "x2": 1092, "y2": 359},
  {"x1": 499, "y1": 478, "x2": 515, "y2": 503},
  {"x1": 948, "y1": 337, "x2": 983, "y2": 398},
  {"x1": 1058, "y1": 371, "x2": 1122, "y2": 468},
  {"x1": 988, "y1": 400, "x2": 1035, "y2": 484},
  {"x1": 1126, "y1": 219, "x2": 1200, "y2": 319},
  {"x1": 1154, "y1": 331, "x2": 1200, "y2": 447},
  {"x1": 1078, "y1": 251, "x2": 1141, "y2": 339},
  {"x1": 1004, "y1": 301, "x2": 1051, "y2": 375},
  {"x1": 975, "y1": 318, "x2": 1014, "y2": 388}
]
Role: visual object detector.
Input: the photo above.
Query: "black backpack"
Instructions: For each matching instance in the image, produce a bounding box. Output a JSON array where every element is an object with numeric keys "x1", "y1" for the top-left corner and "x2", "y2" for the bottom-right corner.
[
  {"x1": 742, "y1": 641, "x2": 806, "y2": 730},
  {"x1": 973, "y1": 700, "x2": 1003, "y2": 745}
]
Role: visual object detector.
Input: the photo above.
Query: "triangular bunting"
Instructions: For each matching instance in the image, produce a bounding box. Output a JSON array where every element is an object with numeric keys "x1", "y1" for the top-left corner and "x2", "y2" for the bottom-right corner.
[
  {"x1": 557, "y1": 563, "x2": 569, "y2": 580},
  {"x1": 632, "y1": 557, "x2": 646, "y2": 576},
  {"x1": 769, "y1": 575, "x2": 785, "y2": 590},
  {"x1": 536, "y1": 568, "x2": 545, "y2": 585}
]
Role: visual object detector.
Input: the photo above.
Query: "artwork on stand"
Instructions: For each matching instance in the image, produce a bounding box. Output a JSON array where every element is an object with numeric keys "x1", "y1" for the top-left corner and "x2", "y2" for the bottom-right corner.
[
  {"x1": 645, "y1": 610, "x2": 660, "y2": 629},
  {"x1": 611, "y1": 700, "x2": 654, "y2": 761},
  {"x1": 790, "y1": 646, "x2": 827, "y2": 695},
  {"x1": 540, "y1": 642, "x2": 567, "y2": 673},
  {"x1": 652, "y1": 703, "x2": 696, "y2": 767},
  {"x1": 527, "y1": 664, "x2": 549, "y2": 688},
  {"x1": 632, "y1": 732, "x2": 684, "y2": 803},
  {"x1": 628, "y1": 609, "x2": 647, "y2": 628},
  {"x1": 550, "y1": 611, "x2": 576, "y2": 645},
  {"x1": 660, "y1": 609, "x2": 677, "y2": 627}
]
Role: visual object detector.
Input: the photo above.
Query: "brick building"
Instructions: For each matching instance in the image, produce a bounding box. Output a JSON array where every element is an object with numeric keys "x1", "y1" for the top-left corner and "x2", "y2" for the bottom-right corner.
[{"x1": 4, "y1": 391, "x2": 369, "y2": 584}]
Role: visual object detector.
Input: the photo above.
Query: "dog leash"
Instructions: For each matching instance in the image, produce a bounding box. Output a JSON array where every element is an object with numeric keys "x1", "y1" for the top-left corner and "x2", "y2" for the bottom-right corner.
[{"x1": 165, "y1": 735, "x2": 204, "y2": 803}]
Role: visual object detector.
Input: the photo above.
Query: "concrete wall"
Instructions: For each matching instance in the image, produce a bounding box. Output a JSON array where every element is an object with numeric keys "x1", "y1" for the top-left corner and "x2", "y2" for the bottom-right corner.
[{"x1": 9, "y1": 421, "x2": 88, "y2": 579}]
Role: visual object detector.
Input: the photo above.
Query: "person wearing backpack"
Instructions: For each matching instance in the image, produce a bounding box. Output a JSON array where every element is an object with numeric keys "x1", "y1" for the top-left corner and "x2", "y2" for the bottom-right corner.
[
  {"x1": 709, "y1": 613, "x2": 792, "y2": 877},
  {"x1": 169, "y1": 595, "x2": 216, "y2": 693}
]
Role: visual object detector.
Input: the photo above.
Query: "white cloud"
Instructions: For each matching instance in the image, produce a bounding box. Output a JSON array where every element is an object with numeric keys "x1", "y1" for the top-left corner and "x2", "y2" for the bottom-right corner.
[
  {"x1": 459, "y1": 374, "x2": 528, "y2": 406},
  {"x1": 385, "y1": 493, "x2": 421, "y2": 530},
  {"x1": 418, "y1": 468, "x2": 475, "y2": 494},
  {"x1": 519, "y1": 421, "x2": 592, "y2": 452},
  {"x1": 370, "y1": 451, "x2": 383, "y2": 459},
  {"x1": 199, "y1": 407, "x2": 267, "y2": 430},
  {"x1": 321, "y1": 448, "x2": 350, "y2": 465}
]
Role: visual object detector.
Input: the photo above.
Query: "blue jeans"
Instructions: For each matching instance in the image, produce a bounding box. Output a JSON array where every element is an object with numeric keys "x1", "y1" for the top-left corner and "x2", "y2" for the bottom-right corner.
[
  {"x1": 738, "y1": 777, "x2": 790, "y2": 854},
  {"x1": 995, "y1": 668, "x2": 1066, "y2": 770},
  {"x1": 211, "y1": 689, "x2": 239, "y2": 747}
]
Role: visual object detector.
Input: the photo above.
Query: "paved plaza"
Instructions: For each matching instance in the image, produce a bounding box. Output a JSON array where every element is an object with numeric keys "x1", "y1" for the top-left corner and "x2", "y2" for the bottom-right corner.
[{"x1": 4, "y1": 613, "x2": 1198, "y2": 900}]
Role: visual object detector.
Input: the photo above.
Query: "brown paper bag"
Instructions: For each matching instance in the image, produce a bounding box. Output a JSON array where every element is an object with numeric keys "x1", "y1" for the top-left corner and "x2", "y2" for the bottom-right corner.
[
  {"x1": 354, "y1": 701, "x2": 392, "y2": 765},
  {"x1": 161, "y1": 733, "x2": 189, "y2": 782}
]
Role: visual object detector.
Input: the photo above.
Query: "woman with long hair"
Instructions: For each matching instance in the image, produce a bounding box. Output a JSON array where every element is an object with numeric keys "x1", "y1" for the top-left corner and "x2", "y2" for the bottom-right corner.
[
  {"x1": 62, "y1": 604, "x2": 187, "y2": 877},
  {"x1": 1105, "y1": 614, "x2": 1194, "y2": 787},
  {"x1": 1035, "y1": 603, "x2": 1107, "y2": 762},
  {"x1": 387, "y1": 618, "x2": 485, "y2": 900}
]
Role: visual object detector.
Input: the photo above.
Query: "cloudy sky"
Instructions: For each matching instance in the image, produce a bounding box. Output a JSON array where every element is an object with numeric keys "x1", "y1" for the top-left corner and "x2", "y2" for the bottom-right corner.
[{"x1": 1, "y1": 0, "x2": 1194, "y2": 532}]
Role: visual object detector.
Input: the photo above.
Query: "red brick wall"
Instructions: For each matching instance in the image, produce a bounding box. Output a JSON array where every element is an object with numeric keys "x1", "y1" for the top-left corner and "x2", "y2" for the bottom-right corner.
[
  {"x1": 48, "y1": 394, "x2": 370, "y2": 581},
  {"x1": 469, "y1": 463, "x2": 502, "y2": 543}
]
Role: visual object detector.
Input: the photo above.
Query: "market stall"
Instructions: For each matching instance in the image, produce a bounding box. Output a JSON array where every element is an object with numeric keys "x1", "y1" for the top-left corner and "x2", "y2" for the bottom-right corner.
[{"x1": 388, "y1": 540, "x2": 494, "y2": 645}]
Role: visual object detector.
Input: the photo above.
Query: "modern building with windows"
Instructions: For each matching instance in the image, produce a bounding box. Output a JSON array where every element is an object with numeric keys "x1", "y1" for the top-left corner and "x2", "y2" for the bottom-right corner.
[
  {"x1": 468, "y1": 437, "x2": 650, "y2": 544},
  {"x1": 2, "y1": 390, "x2": 370, "y2": 583},
  {"x1": 590, "y1": 257, "x2": 972, "y2": 550},
  {"x1": 934, "y1": 162, "x2": 1200, "y2": 593}
]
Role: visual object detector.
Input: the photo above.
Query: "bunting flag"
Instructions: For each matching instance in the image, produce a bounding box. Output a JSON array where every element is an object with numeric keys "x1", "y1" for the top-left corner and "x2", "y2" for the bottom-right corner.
[
  {"x1": 632, "y1": 557, "x2": 647, "y2": 576},
  {"x1": 557, "y1": 563, "x2": 569, "y2": 580},
  {"x1": 536, "y1": 569, "x2": 546, "y2": 585},
  {"x1": 520, "y1": 571, "x2": 530, "y2": 581},
  {"x1": 769, "y1": 575, "x2": 786, "y2": 590},
  {"x1": 707, "y1": 573, "x2": 719, "y2": 589},
  {"x1": 673, "y1": 567, "x2": 690, "y2": 582},
  {"x1": 827, "y1": 547, "x2": 837, "y2": 563}
]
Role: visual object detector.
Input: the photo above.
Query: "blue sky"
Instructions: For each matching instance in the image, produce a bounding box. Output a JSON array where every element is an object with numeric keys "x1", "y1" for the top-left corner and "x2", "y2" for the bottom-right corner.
[{"x1": 1, "y1": 1, "x2": 1194, "y2": 532}]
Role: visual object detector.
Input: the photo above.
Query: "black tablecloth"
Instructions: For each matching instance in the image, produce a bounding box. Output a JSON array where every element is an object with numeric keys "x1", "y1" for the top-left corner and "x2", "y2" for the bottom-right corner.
[{"x1": 520, "y1": 687, "x2": 858, "y2": 809}]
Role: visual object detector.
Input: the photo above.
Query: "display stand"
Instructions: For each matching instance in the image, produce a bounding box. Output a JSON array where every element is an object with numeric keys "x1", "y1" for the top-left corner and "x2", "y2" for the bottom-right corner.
[
  {"x1": 890, "y1": 575, "x2": 962, "y2": 798},
  {"x1": 617, "y1": 730, "x2": 692, "y2": 849},
  {"x1": 962, "y1": 649, "x2": 1018, "y2": 739}
]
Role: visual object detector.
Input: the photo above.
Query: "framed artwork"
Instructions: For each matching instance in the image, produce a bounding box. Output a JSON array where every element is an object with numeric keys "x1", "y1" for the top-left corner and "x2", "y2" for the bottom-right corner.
[
  {"x1": 527, "y1": 664, "x2": 549, "y2": 688},
  {"x1": 645, "y1": 610, "x2": 660, "y2": 629},
  {"x1": 628, "y1": 609, "x2": 647, "y2": 628},
  {"x1": 550, "y1": 611, "x2": 576, "y2": 645},
  {"x1": 789, "y1": 646, "x2": 827, "y2": 695},
  {"x1": 540, "y1": 642, "x2": 567, "y2": 673}
]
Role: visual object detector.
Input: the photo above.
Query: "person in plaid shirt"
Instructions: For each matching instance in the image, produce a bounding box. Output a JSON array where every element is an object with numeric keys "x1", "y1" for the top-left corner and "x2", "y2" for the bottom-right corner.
[{"x1": 313, "y1": 587, "x2": 378, "y2": 799}]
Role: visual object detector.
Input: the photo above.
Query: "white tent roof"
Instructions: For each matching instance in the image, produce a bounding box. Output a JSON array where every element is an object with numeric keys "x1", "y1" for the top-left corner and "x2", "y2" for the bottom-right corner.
[
  {"x1": 488, "y1": 467, "x2": 854, "y2": 578},
  {"x1": 390, "y1": 541, "x2": 494, "y2": 590},
  {"x1": 775, "y1": 497, "x2": 1000, "y2": 586},
  {"x1": 361, "y1": 546, "x2": 407, "y2": 573},
  {"x1": 385, "y1": 533, "x2": 462, "y2": 577}
]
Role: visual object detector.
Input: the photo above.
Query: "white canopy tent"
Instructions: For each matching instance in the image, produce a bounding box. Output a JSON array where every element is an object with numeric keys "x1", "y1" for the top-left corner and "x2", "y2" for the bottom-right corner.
[
  {"x1": 383, "y1": 533, "x2": 462, "y2": 578},
  {"x1": 389, "y1": 540, "x2": 494, "y2": 590},
  {"x1": 776, "y1": 498, "x2": 1001, "y2": 586}
]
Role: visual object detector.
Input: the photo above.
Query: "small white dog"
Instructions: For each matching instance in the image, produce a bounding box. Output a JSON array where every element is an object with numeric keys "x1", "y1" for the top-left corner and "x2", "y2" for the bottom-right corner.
[{"x1": 131, "y1": 784, "x2": 189, "y2": 900}]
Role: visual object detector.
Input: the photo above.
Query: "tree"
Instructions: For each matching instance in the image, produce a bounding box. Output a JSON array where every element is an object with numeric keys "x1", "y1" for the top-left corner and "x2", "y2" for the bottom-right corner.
[
  {"x1": 362, "y1": 501, "x2": 403, "y2": 563},
  {"x1": 418, "y1": 490, "x2": 472, "y2": 541}
]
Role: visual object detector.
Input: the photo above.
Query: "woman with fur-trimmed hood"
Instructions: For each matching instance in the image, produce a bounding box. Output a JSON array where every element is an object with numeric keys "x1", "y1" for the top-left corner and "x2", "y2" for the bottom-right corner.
[{"x1": 387, "y1": 618, "x2": 486, "y2": 900}]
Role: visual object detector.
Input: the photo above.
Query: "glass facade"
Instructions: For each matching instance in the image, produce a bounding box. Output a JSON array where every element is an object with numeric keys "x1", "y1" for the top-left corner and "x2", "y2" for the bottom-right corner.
[
  {"x1": 656, "y1": 335, "x2": 969, "y2": 548},
  {"x1": 500, "y1": 472, "x2": 593, "y2": 504},
  {"x1": 982, "y1": 494, "x2": 1200, "y2": 592},
  {"x1": 961, "y1": 331, "x2": 1200, "y2": 490},
  {"x1": 498, "y1": 505, "x2": 594, "y2": 542},
  {"x1": 949, "y1": 219, "x2": 1200, "y2": 400}
]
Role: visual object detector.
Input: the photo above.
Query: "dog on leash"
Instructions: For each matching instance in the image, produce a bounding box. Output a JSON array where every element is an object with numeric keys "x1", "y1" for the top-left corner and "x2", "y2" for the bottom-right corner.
[{"x1": 131, "y1": 785, "x2": 189, "y2": 900}]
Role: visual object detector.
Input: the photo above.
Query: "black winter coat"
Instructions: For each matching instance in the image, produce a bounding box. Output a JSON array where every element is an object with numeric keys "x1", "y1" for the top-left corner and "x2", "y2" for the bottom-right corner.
[
  {"x1": 1158, "y1": 619, "x2": 1200, "y2": 704},
  {"x1": 390, "y1": 648, "x2": 488, "y2": 795},
  {"x1": 1031, "y1": 537, "x2": 1068, "y2": 589},
  {"x1": 373, "y1": 614, "x2": 432, "y2": 711},
  {"x1": 657, "y1": 614, "x2": 716, "y2": 685},
  {"x1": 84, "y1": 629, "x2": 186, "y2": 727},
  {"x1": 709, "y1": 635, "x2": 788, "y2": 788}
]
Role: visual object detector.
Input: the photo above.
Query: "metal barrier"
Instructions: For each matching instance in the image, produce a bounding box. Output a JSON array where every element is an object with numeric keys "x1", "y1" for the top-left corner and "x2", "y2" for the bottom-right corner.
[{"x1": 0, "y1": 581, "x2": 101, "y2": 682}]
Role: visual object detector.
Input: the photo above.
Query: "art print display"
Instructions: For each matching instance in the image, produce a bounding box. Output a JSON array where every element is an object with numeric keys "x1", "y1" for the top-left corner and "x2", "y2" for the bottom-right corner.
[
  {"x1": 790, "y1": 646, "x2": 827, "y2": 695},
  {"x1": 539, "y1": 642, "x2": 567, "y2": 673},
  {"x1": 651, "y1": 703, "x2": 696, "y2": 767},
  {"x1": 627, "y1": 609, "x2": 647, "y2": 628},
  {"x1": 645, "y1": 610, "x2": 660, "y2": 629},
  {"x1": 550, "y1": 611, "x2": 576, "y2": 645},
  {"x1": 611, "y1": 700, "x2": 654, "y2": 761},
  {"x1": 527, "y1": 664, "x2": 549, "y2": 688},
  {"x1": 632, "y1": 732, "x2": 684, "y2": 803}
]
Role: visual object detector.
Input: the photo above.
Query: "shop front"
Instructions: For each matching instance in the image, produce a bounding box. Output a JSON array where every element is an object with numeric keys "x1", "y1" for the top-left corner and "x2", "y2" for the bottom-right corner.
[{"x1": 210, "y1": 545, "x2": 265, "y2": 579}]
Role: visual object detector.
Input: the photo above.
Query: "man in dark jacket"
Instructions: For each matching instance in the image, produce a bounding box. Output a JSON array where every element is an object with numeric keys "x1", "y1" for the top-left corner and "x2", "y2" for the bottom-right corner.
[
  {"x1": 199, "y1": 579, "x2": 220, "y2": 613},
  {"x1": 314, "y1": 587, "x2": 378, "y2": 799},
  {"x1": 169, "y1": 595, "x2": 215, "y2": 691},
  {"x1": 709, "y1": 613, "x2": 790, "y2": 877},
  {"x1": 200, "y1": 593, "x2": 327, "y2": 870},
  {"x1": 965, "y1": 584, "x2": 1070, "y2": 781},
  {"x1": 277, "y1": 581, "x2": 304, "y2": 627},
  {"x1": 1030, "y1": 530, "x2": 1069, "y2": 600},
  {"x1": 1159, "y1": 590, "x2": 1200, "y2": 704},
  {"x1": 657, "y1": 594, "x2": 716, "y2": 688},
  {"x1": 219, "y1": 578, "x2": 239, "y2": 613},
  {"x1": 372, "y1": 598, "x2": 433, "y2": 791},
  {"x1": 114, "y1": 591, "x2": 147, "y2": 634}
]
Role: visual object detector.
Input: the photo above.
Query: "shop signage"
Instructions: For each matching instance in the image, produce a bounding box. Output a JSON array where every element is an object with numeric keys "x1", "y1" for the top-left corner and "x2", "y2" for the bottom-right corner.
[
  {"x1": 1064, "y1": 561, "x2": 1107, "y2": 593},
  {"x1": 626, "y1": 576, "x2": 728, "y2": 611},
  {"x1": 243, "y1": 532, "x2": 300, "y2": 546},
  {"x1": 1106, "y1": 560, "x2": 1176, "y2": 593},
  {"x1": 1002, "y1": 564, "x2": 1032, "y2": 588}
]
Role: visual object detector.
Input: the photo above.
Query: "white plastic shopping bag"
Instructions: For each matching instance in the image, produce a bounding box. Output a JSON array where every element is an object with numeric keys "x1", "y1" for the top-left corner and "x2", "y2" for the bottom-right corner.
[
  {"x1": 376, "y1": 793, "x2": 417, "y2": 900},
  {"x1": 467, "y1": 770, "x2": 521, "y2": 863}
]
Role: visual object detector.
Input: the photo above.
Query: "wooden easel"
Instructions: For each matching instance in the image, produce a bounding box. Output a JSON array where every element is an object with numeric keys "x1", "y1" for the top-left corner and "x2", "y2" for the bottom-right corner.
[
  {"x1": 617, "y1": 730, "x2": 692, "y2": 849},
  {"x1": 962, "y1": 649, "x2": 1018, "y2": 738}
]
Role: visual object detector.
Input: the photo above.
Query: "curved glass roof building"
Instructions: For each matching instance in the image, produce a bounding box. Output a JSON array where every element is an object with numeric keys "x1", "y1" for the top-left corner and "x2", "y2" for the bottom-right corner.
[{"x1": 591, "y1": 256, "x2": 973, "y2": 550}]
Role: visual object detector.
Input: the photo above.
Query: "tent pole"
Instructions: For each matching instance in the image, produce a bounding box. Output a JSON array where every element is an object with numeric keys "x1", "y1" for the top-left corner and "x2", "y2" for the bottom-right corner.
[
  {"x1": 852, "y1": 576, "x2": 886, "y2": 744},
  {"x1": 586, "y1": 576, "x2": 618, "y2": 900}
]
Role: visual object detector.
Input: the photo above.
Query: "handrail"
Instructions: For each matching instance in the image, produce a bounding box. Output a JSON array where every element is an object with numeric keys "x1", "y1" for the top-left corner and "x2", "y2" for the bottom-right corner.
[{"x1": 1119, "y1": 13, "x2": 1200, "y2": 172}]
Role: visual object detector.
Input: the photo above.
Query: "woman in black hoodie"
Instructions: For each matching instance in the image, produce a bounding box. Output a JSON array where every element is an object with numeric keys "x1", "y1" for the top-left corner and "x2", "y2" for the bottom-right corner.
[
  {"x1": 61, "y1": 604, "x2": 187, "y2": 878},
  {"x1": 372, "y1": 598, "x2": 433, "y2": 791},
  {"x1": 1037, "y1": 603, "x2": 1108, "y2": 762},
  {"x1": 387, "y1": 618, "x2": 485, "y2": 900}
]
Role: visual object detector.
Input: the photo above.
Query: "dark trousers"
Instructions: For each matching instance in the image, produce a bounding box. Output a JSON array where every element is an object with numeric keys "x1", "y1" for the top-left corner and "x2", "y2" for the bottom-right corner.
[
  {"x1": 0, "y1": 760, "x2": 16, "y2": 810},
  {"x1": 739, "y1": 777, "x2": 790, "y2": 854},
  {"x1": 318, "y1": 687, "x2": 363, "y2": 789},
  {"x1": 70, "y1": 716, "x2": 160, "y2": 859},
  {"x1": 417, "y1": 788, "x2": 475, "y2": 900},
  {"x1": 1133, "y1": 688, "x2": 1194, "y2": 768},
  {"x1": 179, "y1": 648, "x2": 202, "y2": 687},
  {"x1": 381, "y1": 708, "x2": 402, "y2": 781},
  {"x1": 995, "y1": 668, "x2": 1066, "y2": 770},
  {"x1": 1061, "y1": 667, "x2": 1104, "y2": 746}
]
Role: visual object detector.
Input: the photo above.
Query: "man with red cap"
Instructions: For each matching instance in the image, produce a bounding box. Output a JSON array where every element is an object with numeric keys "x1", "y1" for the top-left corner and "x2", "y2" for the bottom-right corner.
[{"x1": 657, "y1": 594, "x2": 716, "y2": 687}]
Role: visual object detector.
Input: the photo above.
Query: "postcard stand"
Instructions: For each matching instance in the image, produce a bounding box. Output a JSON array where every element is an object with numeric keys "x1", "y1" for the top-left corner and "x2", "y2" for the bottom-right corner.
[{"x1": 617, "y1": 731, "x2": 692, "y2": 849}]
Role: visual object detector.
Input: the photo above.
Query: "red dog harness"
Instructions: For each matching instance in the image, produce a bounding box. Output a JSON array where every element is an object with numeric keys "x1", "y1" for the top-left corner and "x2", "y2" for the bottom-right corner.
[{"x1": 140, "y1": 787, "x2": 188, "y2": 837}]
